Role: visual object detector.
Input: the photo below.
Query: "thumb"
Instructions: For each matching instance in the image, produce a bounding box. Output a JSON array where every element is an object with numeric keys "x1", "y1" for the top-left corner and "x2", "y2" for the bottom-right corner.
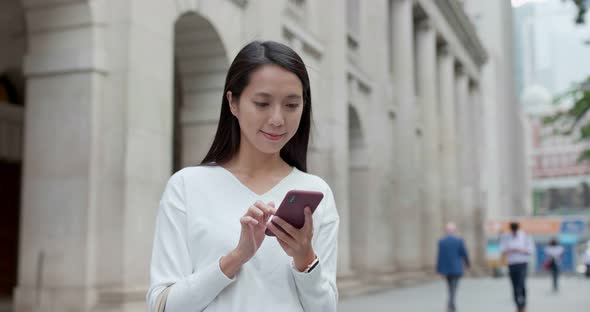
[{"x1": 268, "y1": 202, "x2": 277, "y2": 214}]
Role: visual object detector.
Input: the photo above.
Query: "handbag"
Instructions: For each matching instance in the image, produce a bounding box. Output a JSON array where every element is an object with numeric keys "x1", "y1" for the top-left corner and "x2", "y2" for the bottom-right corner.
[
  {"x1": 155, "y1": 285, "x2": 173, "y2": 312},
  {"x1": 542, "y1": 258, "x2": 554, "y2": 271}
]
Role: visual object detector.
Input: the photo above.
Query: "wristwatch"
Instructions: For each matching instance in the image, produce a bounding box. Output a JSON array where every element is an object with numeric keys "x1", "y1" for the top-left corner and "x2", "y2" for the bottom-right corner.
[{"x1": 304, "y1": 257, "x2": 319, "y2": 273}]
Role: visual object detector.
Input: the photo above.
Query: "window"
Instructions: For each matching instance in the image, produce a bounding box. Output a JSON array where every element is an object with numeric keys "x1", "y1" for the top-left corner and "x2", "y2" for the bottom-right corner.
[{"x1": 544, "y1": 156, "x2": 550, "y2": 168}]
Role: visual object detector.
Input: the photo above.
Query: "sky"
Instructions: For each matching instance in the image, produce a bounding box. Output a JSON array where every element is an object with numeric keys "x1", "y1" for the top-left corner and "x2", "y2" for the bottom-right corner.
[{"x1": 516, "y1": 0, "x2": 590, "y2": 97}]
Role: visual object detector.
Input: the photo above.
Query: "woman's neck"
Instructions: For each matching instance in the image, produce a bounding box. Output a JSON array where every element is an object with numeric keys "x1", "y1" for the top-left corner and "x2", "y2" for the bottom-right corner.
[{"x1": 224, "y1": 138, "x2": 288, "y2": 175}]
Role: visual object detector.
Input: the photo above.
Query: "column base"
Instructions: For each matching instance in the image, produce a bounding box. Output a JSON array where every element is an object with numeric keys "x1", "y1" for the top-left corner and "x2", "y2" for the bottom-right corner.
[
  {"x1": 13, "y1": 286, "x2": 147, "y2": 312},
  {"x1": 13, "y1": 285, "x2": 92, "y2": 312}
]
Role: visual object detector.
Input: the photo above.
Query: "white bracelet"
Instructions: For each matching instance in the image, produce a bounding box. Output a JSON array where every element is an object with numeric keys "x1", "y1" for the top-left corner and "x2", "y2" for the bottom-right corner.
[{"x1": 304, "y1": 257, "x2": 319, "y2": 273}]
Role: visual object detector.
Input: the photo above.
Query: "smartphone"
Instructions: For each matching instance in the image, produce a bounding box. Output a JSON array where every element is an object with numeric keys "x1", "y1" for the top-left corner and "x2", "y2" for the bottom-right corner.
[{"x1": 265, "y1": 190, "x2": 324, "y2": 236}]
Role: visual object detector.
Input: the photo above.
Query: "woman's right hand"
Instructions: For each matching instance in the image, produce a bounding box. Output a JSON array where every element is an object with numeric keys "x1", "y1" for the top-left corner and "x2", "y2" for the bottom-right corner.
[
  {"x1": 236, "y1": 201, "x2": 276, "y2": 260},
  {"x1": 220, "y1": 201, "x2": 276, "y2": 278}
]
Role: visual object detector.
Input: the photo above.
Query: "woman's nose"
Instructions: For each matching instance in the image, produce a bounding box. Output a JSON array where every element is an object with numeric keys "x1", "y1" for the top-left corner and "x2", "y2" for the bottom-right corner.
[{"x1": 269, "y1": 105, "x2": 284, "y2": 127}]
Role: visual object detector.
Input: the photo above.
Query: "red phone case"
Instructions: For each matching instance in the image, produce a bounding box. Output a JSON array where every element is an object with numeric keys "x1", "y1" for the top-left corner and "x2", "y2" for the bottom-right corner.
[{"x1": 265, "y1": 190, "x2": 324, "y2": 236}]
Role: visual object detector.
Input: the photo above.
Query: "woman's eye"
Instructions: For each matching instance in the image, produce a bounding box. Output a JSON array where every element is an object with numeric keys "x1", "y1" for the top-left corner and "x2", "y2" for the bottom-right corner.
[
  {"x1": 286, "y1": 103, "x2": 301, "y2": 109},
  {"x1": 254, "y1": 102, "x2": 269, "y2": 107}
]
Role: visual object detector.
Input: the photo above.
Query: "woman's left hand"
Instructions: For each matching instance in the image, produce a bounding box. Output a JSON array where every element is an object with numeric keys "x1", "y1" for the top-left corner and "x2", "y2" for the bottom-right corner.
[{"x1": 267, "y1": 206, "x2": 316, "y2": 272}]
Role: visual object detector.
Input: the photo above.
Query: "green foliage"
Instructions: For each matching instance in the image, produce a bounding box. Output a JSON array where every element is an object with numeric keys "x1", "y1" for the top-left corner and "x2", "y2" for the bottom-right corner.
[
  {"x1": 566, "y1": 0, "x2": 588, "y2": 24},
  {"x1": 577, "y1": 148, "x2": 590, "y2": 161},
  {"x1": 543, "y1": 76, "x2": 590, "y2": 162},
  {"x1": 541, "y1": 2, "x2": 589, "y2": 163}
]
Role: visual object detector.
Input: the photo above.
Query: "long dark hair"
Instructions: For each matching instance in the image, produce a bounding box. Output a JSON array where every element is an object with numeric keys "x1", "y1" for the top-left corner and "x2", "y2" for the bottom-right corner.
[
  {"x1": 510, "y1": 222, "x2": 519, "y2": 236},
  {"x1": 200, "y1": 41, "x2": 312, "y2": 172}
]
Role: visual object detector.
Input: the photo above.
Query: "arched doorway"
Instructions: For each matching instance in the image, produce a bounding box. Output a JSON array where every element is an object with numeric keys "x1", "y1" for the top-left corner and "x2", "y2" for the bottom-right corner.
[
  {"x1": 0, "y1": 0, "x2": 26, "y2": 306},
  {"x1": 173, "y1": 13, "x2": 229, "y2": 172},
  {"x1": 348, "y1": 105, "x2": 369, "y2": 271}
]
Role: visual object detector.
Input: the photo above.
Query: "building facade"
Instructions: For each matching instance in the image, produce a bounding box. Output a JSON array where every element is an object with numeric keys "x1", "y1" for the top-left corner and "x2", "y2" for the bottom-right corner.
[
  {"x1": 0, "y1": 0, "x2": 527, "y2": 311},
  {"x1": 530, "y1": 114, "x2": 590, "y2": 215},
  {"x1": 463, "y1": 0, "x2": 531, "y2": 219}
]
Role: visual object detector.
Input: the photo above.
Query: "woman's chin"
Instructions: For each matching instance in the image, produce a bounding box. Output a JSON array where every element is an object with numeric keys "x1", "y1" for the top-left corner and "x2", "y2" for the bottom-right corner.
[{"x1": 255, "y1": 142, "x2": 285, "y2": 155}]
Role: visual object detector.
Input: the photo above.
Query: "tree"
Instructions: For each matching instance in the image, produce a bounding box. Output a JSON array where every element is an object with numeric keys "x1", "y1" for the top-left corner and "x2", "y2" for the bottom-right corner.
[
  {"x1": 566, "y1": 0, "x2": 588, "y2": 24},
  {"x1": 543, "y1": 77, "x2": 590, "y2": 160},
  {"x1": 542, "y1": 1, "x2": 590, "y2": 161}
]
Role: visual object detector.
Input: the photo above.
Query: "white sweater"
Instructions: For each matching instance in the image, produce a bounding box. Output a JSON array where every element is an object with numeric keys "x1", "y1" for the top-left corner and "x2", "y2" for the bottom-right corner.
[
  {"x1": 544, "y1": 245, "x2": 564, "y2": 260},
  {"x1": 500, "y1": 230, "x2": 536, "y2": 265},
  {"x1": 146, "y1": 165, "x2": 339, "y2": 312}
]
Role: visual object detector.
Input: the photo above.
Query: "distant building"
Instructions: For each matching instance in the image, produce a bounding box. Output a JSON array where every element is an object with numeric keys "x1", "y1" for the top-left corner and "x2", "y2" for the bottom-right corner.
[{"x1": 513, "y1": 0, "x2": 590, "y2": 216}]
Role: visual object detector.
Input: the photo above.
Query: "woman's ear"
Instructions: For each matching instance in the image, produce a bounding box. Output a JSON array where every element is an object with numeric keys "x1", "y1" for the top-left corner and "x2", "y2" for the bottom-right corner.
[{"x1": 227, "y1": 91, "x2": 238, "y2": 117}]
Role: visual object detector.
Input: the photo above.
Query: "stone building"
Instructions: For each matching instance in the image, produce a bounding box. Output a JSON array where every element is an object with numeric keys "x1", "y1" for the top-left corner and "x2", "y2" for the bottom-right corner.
[{"x1": 0, "y1": 0, "x2": 527, "y2": 311}]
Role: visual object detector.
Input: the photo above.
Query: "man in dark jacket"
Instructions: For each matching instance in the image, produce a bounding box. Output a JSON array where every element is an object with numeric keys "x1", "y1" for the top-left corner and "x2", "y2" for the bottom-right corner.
[{"x1": 437, "y1": 222, "x2": 470, "y2": 312}]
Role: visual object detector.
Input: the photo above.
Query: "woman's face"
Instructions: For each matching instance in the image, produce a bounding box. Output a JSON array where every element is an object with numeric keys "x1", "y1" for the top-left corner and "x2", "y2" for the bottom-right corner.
[{"x1": 228, "y1": 64, "x2": 304, "y2": 155}]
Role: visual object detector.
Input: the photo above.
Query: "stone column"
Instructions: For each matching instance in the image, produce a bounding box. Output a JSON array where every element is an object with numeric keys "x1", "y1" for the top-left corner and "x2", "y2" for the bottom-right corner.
[
  {"x1": 111, "y1": 3, "x2": 175, "y2": 311},
  {"x1": 14, "y1": 1, "x2": 110, "y2": 311},
  {"x1": 470, "y1": 85, "x2": 486, "y2": 266},
  {"x1": 391, "y1": 0, "x2": 420, "y2": 271},
  {"x1": 454, "y1": 68, "x2": 473, "y2": 245},
  {"x1": 415, "y1": 20, "x2": 441, "y2": 270},
  {"x1": 315, "y1": 0, "x2": 351, "y2": 276},
  {"x1": 437, "y1": 47, "x2": 459, "y2": 231}
]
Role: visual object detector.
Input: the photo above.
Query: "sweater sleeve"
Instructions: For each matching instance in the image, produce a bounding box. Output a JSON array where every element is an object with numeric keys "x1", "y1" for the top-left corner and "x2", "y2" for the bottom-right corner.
[
  {"x1": 146, "y1": 172, "x2": 235, "y2": 312},
  {"x1": 290, "y1": 185, "x2": 339, "y2": 312},
  {"x1": 435, "y1": 240, "x2": 443, "y2": 274},
  {"x1": 460, "y1": 239, "x2": 470, "y2": 268}
]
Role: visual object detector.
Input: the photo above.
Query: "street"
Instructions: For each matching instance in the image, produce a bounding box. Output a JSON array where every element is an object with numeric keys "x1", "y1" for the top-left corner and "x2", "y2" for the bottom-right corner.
[{"x1": 339, "y1": 276, "x2": 590, "y2": 311}]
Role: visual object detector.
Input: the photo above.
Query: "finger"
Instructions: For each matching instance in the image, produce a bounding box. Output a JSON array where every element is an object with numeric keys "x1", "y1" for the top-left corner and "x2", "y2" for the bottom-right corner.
[
  {"x1": 254, "y1": 201, "x2": 274, "y2": 219},
  {"x1": 267, "y1": 221, "x2": 297, "y2": 245},
  {"x1": 303, "y1": 207, "x2": 314, "y2": 231},
  {"x1": 272, "y1": 216, "x2": 300, "y2": 238},
  {"x1": 267, "y1": 202, "x2": 277, "y2": 214},
  {"x1": 254, "y1": 201, "x2": 276, "y2": 223},
  {"x1": 276, "y1": 237, "x2": 292, "y2": 252},
  {"x1": 240, "y1": 215, "x2": 259, "y2": 226},
  {"x1": 247, "y1": 206, "x2": 265, "y2": 222},
  {"x1": 263, "y1": 202, "x2": 277, "y2": 223},
  {"x1": 247, "y1": 205, "x2": 264, "y2": 217}
]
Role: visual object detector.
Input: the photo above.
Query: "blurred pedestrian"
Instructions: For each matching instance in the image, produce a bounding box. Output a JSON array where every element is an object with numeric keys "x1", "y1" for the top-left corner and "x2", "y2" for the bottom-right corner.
[
  {"x1": 543, "y1": 238, "x2": 564, "y2": 292},
  {"x1": 436, "y1": 222, "x2": 470, "y2": 312},
  {"x1": 584, "y1": 241, "x2": 590, "y2": 278},
  {"x1": 500, "y1": 222, "x2": 535, "y2": 312}
]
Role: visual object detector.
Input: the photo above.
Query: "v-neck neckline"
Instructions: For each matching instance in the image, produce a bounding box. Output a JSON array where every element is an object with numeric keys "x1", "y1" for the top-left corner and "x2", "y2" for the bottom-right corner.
[{"x1": 218, "y1": 165, "x2": 297, "y2": 197}]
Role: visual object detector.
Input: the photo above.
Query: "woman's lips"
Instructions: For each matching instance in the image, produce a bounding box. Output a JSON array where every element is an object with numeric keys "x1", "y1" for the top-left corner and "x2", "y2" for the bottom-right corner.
[{"x1": 261, "y1": 131, "x2": 285, "y2": 141}]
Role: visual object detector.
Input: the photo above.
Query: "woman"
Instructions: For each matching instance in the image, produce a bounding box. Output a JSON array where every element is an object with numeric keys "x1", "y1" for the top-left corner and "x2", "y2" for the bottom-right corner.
[
  {"x1": 543, "y1": 238, "x2": 564, "y2": 292},
  {"x1": 146, "y1": 41, "x2": 339, "y2": 312},
  {"x1": 500, "y1": 222, "x2": 535, "y2": 312}
]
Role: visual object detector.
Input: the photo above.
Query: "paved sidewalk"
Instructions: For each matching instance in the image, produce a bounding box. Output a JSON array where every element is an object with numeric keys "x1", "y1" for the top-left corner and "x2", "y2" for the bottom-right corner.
[{"x1": 339, "y1": 276, "x2": 590, "y2": 312}]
